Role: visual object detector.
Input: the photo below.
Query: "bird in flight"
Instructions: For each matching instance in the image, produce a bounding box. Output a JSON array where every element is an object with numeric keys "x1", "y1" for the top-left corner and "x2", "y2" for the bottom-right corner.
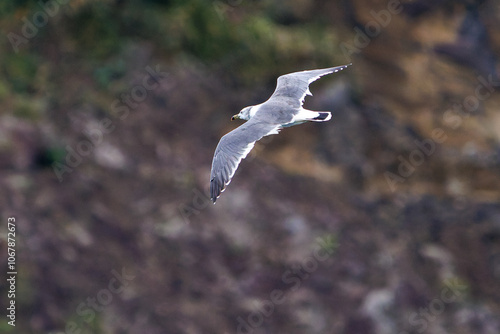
[{"x1": 210, "y1": 64, "x2": 352, "y2": 203}]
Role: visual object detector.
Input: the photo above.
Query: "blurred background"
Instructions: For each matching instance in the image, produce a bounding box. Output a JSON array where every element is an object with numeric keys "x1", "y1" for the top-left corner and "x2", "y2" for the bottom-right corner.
[{"x1": 1, "y1": 0, "x2": 500, "y2": 333}]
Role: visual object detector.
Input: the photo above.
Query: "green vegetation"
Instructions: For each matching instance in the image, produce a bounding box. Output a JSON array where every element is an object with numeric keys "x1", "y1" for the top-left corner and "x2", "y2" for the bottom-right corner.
[{"x1": 2, "y1": 0, "x2": 343, "y2": 94}]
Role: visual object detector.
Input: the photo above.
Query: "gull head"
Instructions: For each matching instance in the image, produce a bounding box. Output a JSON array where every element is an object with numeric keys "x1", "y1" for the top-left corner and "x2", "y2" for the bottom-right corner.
[{"x1": 231, "y1": 106, "x2": 255, "y2": 121}]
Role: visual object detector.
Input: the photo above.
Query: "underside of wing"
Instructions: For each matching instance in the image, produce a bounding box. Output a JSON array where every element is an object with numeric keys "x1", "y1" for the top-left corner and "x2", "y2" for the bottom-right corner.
[
  {"x1": 270, "y1": 64, "x2": 351, "y2": 107},
  {"x1": 210, "y1": 119, "x2": 279, "y2": 203}
]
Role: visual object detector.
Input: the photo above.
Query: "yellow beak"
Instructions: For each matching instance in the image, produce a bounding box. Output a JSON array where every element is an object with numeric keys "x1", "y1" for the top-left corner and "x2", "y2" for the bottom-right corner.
[{"x1": 231, "y1": 115, "x2": 240, "y2": 121}]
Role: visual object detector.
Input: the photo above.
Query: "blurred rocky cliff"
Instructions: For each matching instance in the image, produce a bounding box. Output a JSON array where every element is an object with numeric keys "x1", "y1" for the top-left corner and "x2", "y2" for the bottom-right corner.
[{"x1": 0, "y1": 0, "x2": 499, "y2": 333}]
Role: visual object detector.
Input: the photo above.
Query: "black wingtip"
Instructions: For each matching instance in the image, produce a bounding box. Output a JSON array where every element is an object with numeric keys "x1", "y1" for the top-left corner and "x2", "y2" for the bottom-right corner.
[
  {"x1": 210, "y1": 186, "x2": 217, "y2": 204},
  {"x1": 210, "y1": 178, "x2": 222, "y2": 204}
]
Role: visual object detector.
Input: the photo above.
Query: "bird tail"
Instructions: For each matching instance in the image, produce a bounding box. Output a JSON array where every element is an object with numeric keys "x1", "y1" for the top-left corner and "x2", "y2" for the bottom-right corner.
[
  {"x1": 282, "y1": 109, "x2": 332, "y2": 128},
  {"x1": 310, "y1": 112, "x2": 332, "y2": 122}
]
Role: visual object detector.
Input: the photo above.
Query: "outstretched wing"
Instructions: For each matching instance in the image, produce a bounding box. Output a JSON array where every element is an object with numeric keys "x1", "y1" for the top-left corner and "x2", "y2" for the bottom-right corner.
[
  {"x1": 210, "y1": 118, "x2": 279, "y2": 203},
  {"x1": 270, "y1": 64, "x2": 351, "y2": 108}
]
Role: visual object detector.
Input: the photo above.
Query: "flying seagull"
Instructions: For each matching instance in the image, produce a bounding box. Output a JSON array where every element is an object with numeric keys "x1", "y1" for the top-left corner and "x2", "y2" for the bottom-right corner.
[{"x1": 210, "y1": 64, "x2": 352, "y2": 203}]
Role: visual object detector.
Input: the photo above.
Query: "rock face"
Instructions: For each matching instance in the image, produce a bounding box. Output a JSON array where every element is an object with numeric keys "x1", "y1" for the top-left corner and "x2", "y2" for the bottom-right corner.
[{"x1": 1, "y1": 0, "x2": 499, "y2": 333}]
